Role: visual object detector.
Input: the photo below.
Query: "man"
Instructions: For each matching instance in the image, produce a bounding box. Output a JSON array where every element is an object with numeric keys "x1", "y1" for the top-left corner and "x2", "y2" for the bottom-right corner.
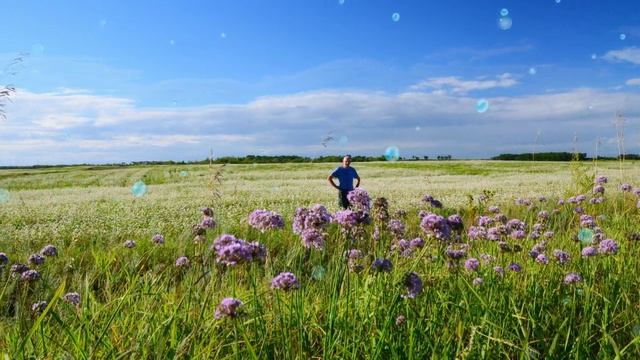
[{"x1": 328, "y1": 155, "x2": 360, "y2": 209}]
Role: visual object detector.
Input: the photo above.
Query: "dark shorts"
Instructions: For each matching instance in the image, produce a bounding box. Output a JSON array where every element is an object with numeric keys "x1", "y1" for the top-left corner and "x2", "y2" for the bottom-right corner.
[{"x1": 339, "y1": 189, "x2": 351, "y2": 209}]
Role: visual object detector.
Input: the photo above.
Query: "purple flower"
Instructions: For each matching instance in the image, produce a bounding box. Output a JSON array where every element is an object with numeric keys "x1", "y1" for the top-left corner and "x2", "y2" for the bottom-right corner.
[
  {"x1": 595, "y1": 176, "x2": 608, "y2": 185},
  {"x1": 123, "y1": 240, "x2": 136, "y2": 248},
  {"x1": 175, "y1": 256, "x2": 190, "y2": 268},
  {"x1": 409, "y1": 237, "x2": 425, "y2": 249},
  {"x1": 564, "y1": 272, "x2": 582, "y2": 285},
  {"x1": 598, "y1": 239, "x2": 619, "y2": 255},
  {"x1": 248, "y1": 209, "x2": 285, "y2": 232},
  {"x1": 576, "y1": 194, "x2": 587, "y2": 203},
  {"x1": 479, "y1": 253, "x2": 495, "y2": 264},
  {"x1": 557, "y1": 199, "x2": 565, "y2": 205},
  {"x1": 371, "y1": 258, "x2": 393, "y2": 273},
  {"x1": 507, "y1": 263, "x2": 522, "y2": 273},
  {"x1": 64, "y1": 292, "x2": 81, "y2": 306},
  {"x1": 580, "y1": 215, "x2": 595, "y2": 228},
  {"x1": 581, "y1": 246, "x2": 598, "y2": 257},
  {"x1": 477, "y1": 216, "x2": 494, "y2": 227},
  {"x1": 28, "y1": 254, "x2": 45, "y2": 266},
  {"x1": 473, "y1": 277, "x2": 483, "y2": 286},
  {"x1": 212, "y1": 234, "x2": 266, "y2": 266},
  {"x1": 301, "y1": 228, "x2": 325, "y2": 250},
  {"x1": 634, "y1": 189, "x2": 640, "y2": 197},
  {"x1": 620, "y1": 183, "x2": 633, "y2": 192},
  {"x1": 486, "y1": 227, "x2": 501, "y2": 241},
  {"x1": 0, "y1": 252, "x2": 8, "y2": 266},
  {"x1": 201, "y1": 216, "x2": 216, "y2": 229},
  {"x1": 387, "y1": 220, "x2": 405, "y2": 238},
  {"x1": 537, "y1": 211, "x2": 549, "y2": 221},
  {"x1": 447, "y1": 214, "x2": 464, "y2": 231},
  {"x1": 215, "y1": 297, "x2": 243, "y2": 319},
  {"x1": 201, "y1": 207, "x2": 214, "y2": 217},
  {"x1": 574, "y1": 206, "x2": 584, "y2": 214},
  {"x1": 494, "y1": 213, "x2": 508, "y2": 224},
  {"x1": 402, "y1": 272, "x2": 423, "y2": 299},
  {"x1": 593, "y1": 185, "x2": 605, "y2": 194},
  {"x1": 347, "y1": 188, "x2": 371, "y2": 212},
  {"x1": 506, "y1": 219, "x2": 526, "y2": 231},
  {"x1": 535, "y1": 254, "x2": 549, "y2": 265},
  {"x1": 10, "y1": 263, "x2": 29, "y2": 276},
  {"x1": 553, "y1": 249, "x2": 570, "y2": 264},
  {"x1": 395, "y1": 315, "x2": 406, "y2": 326},
  {"x1": 544, "y1": 231, "x2": 555, "y2": 239},
  {"x1": 334, "y1": 209, "x2": 358, "y2": 229},
  {"x1": 497, "y1": 241, "x2": 511, "y2": 252},
  {"x1": 271, "y1": 272, "x2": 300, "y2": 291},
  {"x1": 515, "y1": 198, "x2": 532, "y2": 206},
  {"x1": 445, "y1": 247, "x2": 467, "y2": 260},
  {"x1": 152, "y1": 234, "x2": 165, "y2": 245},
  {"x1": 420, "y1": 213, "x2": 452, "y2": 241},
  {"x1": 31, "y1": 301, "x2": 48, "y2": 313},
  {"x1": 21, "y1": 269, "x2": 40, "y2": 282},
  {"x1": 464, "y1": 258, "x2": 480, "y2": 271},
  {"x1": 467, "y1": 226, "x2": 487, "y2": 241},
  {"x1": 510, "y1": 230, "x2": 527, "y2": 240},
  {"x1": 493, "y1": 266, "x2": 505, "y2": 277},
  {"x1": 488, "y1": 206, "x2": 500, "y2": 213},
  {"x1": 538, "y1": 195, "x2": 547, "y2": 202},
  {"x1": 40, "y1": 245, "x2": 58, "y2": 257}
]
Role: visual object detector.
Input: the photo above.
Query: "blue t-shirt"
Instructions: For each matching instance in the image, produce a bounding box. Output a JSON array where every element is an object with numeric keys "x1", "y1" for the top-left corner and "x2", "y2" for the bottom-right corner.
[{"x1": 331, "y1": 166, "x2": 359, "y2": 190}]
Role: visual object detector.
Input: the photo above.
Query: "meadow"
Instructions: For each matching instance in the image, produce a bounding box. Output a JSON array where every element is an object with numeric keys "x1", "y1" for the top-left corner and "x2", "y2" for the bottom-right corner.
[{"x1": 1, "y1": 160, "x2": 640, "y2": 358}]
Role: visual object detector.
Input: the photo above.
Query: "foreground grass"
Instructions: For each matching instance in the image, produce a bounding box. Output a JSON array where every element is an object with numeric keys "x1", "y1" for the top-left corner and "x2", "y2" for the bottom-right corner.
[{"x1": 1, "y1": 161, "x2": 639, "y2": 358}]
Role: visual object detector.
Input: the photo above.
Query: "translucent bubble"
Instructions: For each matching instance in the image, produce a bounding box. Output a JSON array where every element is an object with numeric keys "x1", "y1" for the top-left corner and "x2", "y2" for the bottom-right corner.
[
  {"x1": 31, "y1": 43, "x2": 45, "y2": 55},
  {"x1": 620, "y1": 33, "x2": 626, "y2": 41},
  {"x1": 384, "y1": 146, "x2": 400, "y2": 161},
  {"x1": 179, "y1": 171, "x2": 188, "y2": 177},
  {"x1": 588, "y1": 105, "x2": 594, "y2": 110},
  {"x1": 529, "y1": 67, "x2": 537, "y2": 75},
  {"x1": 99, "y1": 19, "x2": 107, "y2": 27},
  {"x1": 311, "y1": 265, "x2": 326, "y2": 280},
  {"x1": 500, "y1": 8, "x2": 509, "y2": 17},
  {"x1": 555, "y1": 0, "x2": 561, "y2": 3},
  {"x1": 338, "y1": 135, "x2": 348, "y2": 144},
  {"x1": 131, "y1": 181, "x2": 147, "y2": 197},
  {"x1": 220, "y1": 32, "x2": 227, "y2": 38},
  {"x1": 415, "y1": 126, "x2": 421, "y2": 131},
  {"x1": 498, "y1": 16, "x2": 512, "y2": 30},
  {"x1": 171, "y1": 100, "x2": 178, "y2": 106},
  {"x1": 0, "y1": 188, "x2": 9, "y2": 204},
  {"x1": 392, "y1": 13, "x2": 400, "y2": 22},
  {"x1": 476, "y1": 99, "x2": 489, "y2": 113},
  {"x1": 339, "y1": 0, "x2": 345, "y2": 4},
  {"x1": 578, "y1": 228, "x2": 594, "y2": 245},
  {"x1": 169, "y1": 39, "x2": 176, "y2": 46},
  {"x1": 591, "y1": 54, "x2": 597, "y2": 60}
]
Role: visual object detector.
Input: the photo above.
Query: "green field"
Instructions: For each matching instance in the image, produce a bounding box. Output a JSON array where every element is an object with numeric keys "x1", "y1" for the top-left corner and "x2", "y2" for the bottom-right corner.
[{"x1": 1, "y1": 160, "x2": 640, "y2": 358}]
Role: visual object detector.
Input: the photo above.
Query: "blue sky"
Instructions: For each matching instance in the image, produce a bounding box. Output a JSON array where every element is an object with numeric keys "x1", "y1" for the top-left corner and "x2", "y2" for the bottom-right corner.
[{"x1": 0, "y1": 0, "x2": 639, "y2": 165}]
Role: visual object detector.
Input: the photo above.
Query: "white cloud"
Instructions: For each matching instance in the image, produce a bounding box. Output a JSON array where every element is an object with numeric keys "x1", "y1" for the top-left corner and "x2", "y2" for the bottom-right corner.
[
  {"x1": 0, "y1": 86, "x2": 638, "y2": 165},
  {"x1": 626, "y1": 78, "x2": 640, "y2": 86},
  {"x1": 410, "y1": 73, "x2": 518, "y2": 94},
  {"x1": 603, "y1": 47, "x2": 640, "y2": 65}
]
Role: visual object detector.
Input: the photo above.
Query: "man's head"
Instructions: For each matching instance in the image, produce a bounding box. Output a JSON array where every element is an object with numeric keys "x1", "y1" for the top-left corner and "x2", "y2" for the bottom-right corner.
[{"x1": 342, "y1": 154, "x2": 352, "y2": 167}]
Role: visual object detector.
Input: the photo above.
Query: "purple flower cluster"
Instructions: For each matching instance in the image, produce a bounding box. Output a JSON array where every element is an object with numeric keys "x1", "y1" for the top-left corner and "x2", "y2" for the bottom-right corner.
[
  {"x1": 515, "y1": 198, "x2": 532, "y2": 206},
  {"x1": 420, "y1": 213, "x2": 452, "y2": 241},
  {"x1": 387, "y1": 220, "x2": 405, "y2": 238},
  {"x1": 152, "y1": 234, "x2": 165, "y2": 245},
  {"x1": 598, "y1": 239, "x2": 619, "y2": 255},
  {"x1": 553, "y1": 249, "x2": 570, "y2": 265},
  {"x1": 473, "y1": 277, "x2": 484, "y2": 286},
  {"x1": 215, "y1": 297, "x2": 243, "y2": 319},
  {"x1": 402, "y1": 272, "x2": 423, "y2": 299},
  {"x1": 334, "y1": 210, "x2": 359, "y2": 229},
  {"x1": 271, "y1": 272, "x2": 300, "y2": 291},
  {"x1": 31, "y1": 301, "x2": 48, "y2": 313},
  {"x1": 391, "y1": 238, "x2": 425, "y2": 257},
  {"x1": 21, "y1": 269, "x2": 40, "y2": 282},
  {"x1": 593, "y1": 185, "x2": 605, "y2": 195},
  {"x1": 535, "y1": 254, "x2": 549, "y2": 265},
  {"x1": 347, "y1": 188, "x2": 371, "y2": 212},
  {"x1": 175, "y1": 256, "x2": 190, "y2": 268},
  {"x1": 40, "y1": 245, "x2": 58, "y2": 257},
  {"x1": 28, "y1": 254, "x2": 45, "y2": 266},
  {"x1": 580, "y1": 215, "x2": 595, "y2": 228},
  {"x1": 581, "y1": 246, "x2": 598, "y2": 257},
  {"x1": 301, "y1": 228, "x2": 325, "y2": 250},
  {"x1": 468, "y1": 226, "x2": 487, "y2": 241},
  {"x1": 464, "y1": 258, "x2": 480, "y2": 271},
  {"x1": 11, "y1": 263, "x2": 29, "y2": 276},
  {"x1": 123, "y1": 240, "x2": 136, "y2": 248},
  {"x1": 371, "y1": 258, "x2": 393, "y2": 273},
  {"x1": 422, "y1": 194, "x2": 443, "y2": 208},
  {"x1": 488, "y1": 205, "x2": 500, "y2": 213},
  {"x1": 64, "y1": 292, "x2": 81, "y2": 306},
  {"x1": 620, "y1": 183, "x2": 633, "y2": 192},
  {"x1": 595, "y1": 175, "x2": 608, "y2": 185},
  {"x1": 447, "y1": 214, "x2": 464, "y2": 231},
  {"x1": 211, "y1": 234, "x2": 266, "y2": 266},
  {"x1": 564, "y1": 272, "x2": 582, "y2": 285},
  {"x1": 292, "y1": 204, "x2": 332, "y2": 235},
  {"x1": 248, "y1": 209, "x2": 285, "y2": 232},
  {"x1": 445, "y1": 245, "x2": 468, "y2": 260},
  {"x1": 507, "y1": 262, "x2": 522, "y2": 273}
]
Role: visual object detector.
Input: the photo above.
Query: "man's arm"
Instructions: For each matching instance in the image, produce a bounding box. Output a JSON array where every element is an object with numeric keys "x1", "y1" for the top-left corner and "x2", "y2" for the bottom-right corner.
[
  {"x1": 328, "y1": 175, "x2": 340, "y2": 189},
  {"x1": 355, "y1": 176, "x2": 360, "y2": 188}
]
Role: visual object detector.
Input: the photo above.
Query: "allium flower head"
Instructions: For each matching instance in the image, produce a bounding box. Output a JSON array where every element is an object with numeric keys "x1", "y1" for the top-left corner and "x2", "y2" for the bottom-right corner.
[
  {"x1": 535, "y1": 254, "x2": 549, "y2": 265},
  {"x1": 494, "y1": 266, "x2": 505, "y2": 277},
  {"x1": 248, "y1": 209, "x2": 285, "y2": 232},
  {"x1": 402, "y1": 272, "x2": 423, "y2": 299},
  {"x1": 510, "y1": 230, "x2": 527, "y2": 240},
  {"x1": 445, "y1": 246, "x2": 466, "y2": 260},
  {"x1": 538, "y1": 195, "x2": 547, "y2": 202},
  {"x1": 152, "y1": 234, "x2": 165, "y2": 245},
  {"x1": 593, "y1": 185, "x2": 605, "y2": 194},
  {"x1": 580, "y1": 215, "x2": 595, "y2": 228},
  {"x1": 334, "y1": 209, "x2": 358, "y2": 229},
  {"x1": 215, "y1": 297, "x2": 243, "y2": 319},
  {"x1": 553, "y1": 249, "x2": 570, "y2": 264},
  {"x1": 564, "y1": 272, "x2": 582, "y2": 285},
  {"x1": 409, "y1": 237, "x2": 425, "y2": 249},
  {"x1": 537, "y1": 211, "x2": 549, "y2": 220},
  {"x1": 347, "y1": 188, "x2": 371, "y2": 212},
  {"x1": 488, "y1": 205, "x2": 500, "y2": 213},
  {"x1": 447, "y1": 214, "x2": 464, "y2": 231},
  {"x1": 473, "y1": 277, "x2": 483, "y2": 286},
  {"x1": 21, "y1": 269, "x2": 40, "y2": 282},
  {"x1": 581, "y1": 246, "x2": 598, "y2": 257},
  {"x1": 32, "y1": 301, "x2": 48, "y2": 313},
  {"x1": 464, "y1": 258, "x2": 480, "y2": 271},
  {"x1": 421, "y1": 213, "x2": 452, "y2": 241},
  {"x1": 40, "y1": 245, "x2": 58, "y2": 257},
  {"x1": 467, "y1": 226, "x2": 487, "y2": 241},
  {"x1": 620, "y1": 183, "x2": 633, "y2": 192},
  {"x1": 477, "y1": 216, "x2": 494, "y2": 227},
  {"x1": 212, "y1": 234, "x2": 266, "y2": 266},
  {"x1": 598, "y1": 239, "x2": 619, "y2": 255},
  {"x1": 595, "y1": 175, "x2": 608, "y2": 185},
  {"x1": 10, "y1": 263, "x2": 29, "y2": 276},
  {"x1": 506, "y1": 219, "x2": 526, "y2": 231},
  {"x1": 64, "y1": 292, "x2": 81, "y2": 306},
  {"x1": 576, "y1": 194, "x2": 587, "y2": 203},
  {"x1": 123, "y1": 240, "x2": 136, "y2": 248},
  {"x1": 371, "y1": 258, "x2": 393, "y2": 273},
  {"x1": 486, "y1": 227, "x2": 501, "y2": 241},
  {"x1": 271, "y1": 272, "x2": 300, "y2": 291},
  {"x1": 175, "y1": 256, "x2": 190, "y2": 268},
  {"x1": 301, "y1": 228, "x2": 325, "y2": 250},
  {"x1": 507, "y1": 262, "x2": 522, "y2": 273},
  {"x1": 544, "y1": 231, "x2": 555, "y2": 239},
  {"x1": 28, "y1": 254, "x2": 45, "y2": 266},
  {"x1": 200, "y1": 216, "x2": 216, "y2": 229},
  {"x1": 395, "y1": 315, "x2": 406, "y2": 326},
  {"x1": 387, "y1": 220, "x2": 405, "y2": 238},
  {"x1": 0, "y1": 252, "x2": 8, "y2": 266}
]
